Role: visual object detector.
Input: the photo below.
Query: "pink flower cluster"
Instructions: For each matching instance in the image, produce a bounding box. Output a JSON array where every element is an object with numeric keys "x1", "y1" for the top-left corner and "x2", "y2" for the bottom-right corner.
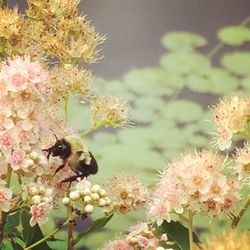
[
  {"x1": 0, "y1": 57, "x2": 51, "y2": 175},
  {"x1": 101, "y1": 222, "x2": 171, "y2": 250},
  {"x1": 148, "y1": 150, "x2": 241, "y2": 225},
  {"x1": 1, "y1": 57, "x2": 47, "y2": 93}
]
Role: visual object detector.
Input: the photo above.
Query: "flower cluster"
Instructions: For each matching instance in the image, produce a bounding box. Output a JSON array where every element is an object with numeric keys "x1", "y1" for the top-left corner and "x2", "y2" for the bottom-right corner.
[
  {"x1": 196, "y1": 231, "x2": 250, "y2": 250},
  {"x1": 62, "y1": 179, "x2": 112, "y2": 215},
  {"x1": 48, "y1": 64, "x2": 91, "y2": 100},
  {"x1": 148, "y1": 150, "x2": 241, "y2": 224},
  {"x1": 0, "y1": 57, "x2": 53, "y2": 175},
  {"x1": 212, "y1": 96, "x2": 250, "y2": 150},
  {"x1": 0, "y1": 2, "x2": 104, "y2": 63},
  {"x1": 100, "y1": 222, "x2": 172, "y2": 250},
  {"x1": 234, "y1": 144, "x2": 250, "y2": 184},
  {"x1": 21, "y1": 182, "x2": 55, "y2": 226},
  {"x1": 104, "y1": 175, "x2": 149, "y2": 214},
  {"x1": 90, "y1": 96, "x2": 128, "y2": 128},
  {"x1": 0, "y1": 185, "x2": 13, "y2": 212}
]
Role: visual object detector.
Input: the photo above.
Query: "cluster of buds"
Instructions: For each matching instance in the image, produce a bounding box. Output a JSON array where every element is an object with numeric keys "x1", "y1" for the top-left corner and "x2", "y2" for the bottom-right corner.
[
  {"x1": 101, "y1": 222, "x2": 173, "y2": 250},
  {"x1": 62, "y1": 179, "x2": 112, "y2": 215},
  {"x1": 21, "y1": 182, "x2": 54, "y2": 226}
]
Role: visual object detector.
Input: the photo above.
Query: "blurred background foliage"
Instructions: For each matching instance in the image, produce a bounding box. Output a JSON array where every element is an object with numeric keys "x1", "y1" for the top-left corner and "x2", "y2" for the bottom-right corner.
[{"x1": 9, "y1": 0, "x2": 250, "y2": 249}]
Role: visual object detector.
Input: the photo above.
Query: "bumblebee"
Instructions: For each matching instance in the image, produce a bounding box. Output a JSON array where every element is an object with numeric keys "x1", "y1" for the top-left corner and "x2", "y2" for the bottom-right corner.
[{"x1": 43, "y1": 136, "x2": 98, "y2": 184}]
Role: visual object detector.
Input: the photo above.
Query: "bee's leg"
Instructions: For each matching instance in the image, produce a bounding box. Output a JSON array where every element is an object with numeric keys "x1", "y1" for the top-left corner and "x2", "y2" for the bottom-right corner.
[
  {"x1": 42, "y1": 147, "x2": 53, "y2": 160},
  {"x1": 60, "y1": 173, "x2": 87, "y2": 187},
  {"x1": 53, "y1": 161, "x2": 66, "y2": 177}
]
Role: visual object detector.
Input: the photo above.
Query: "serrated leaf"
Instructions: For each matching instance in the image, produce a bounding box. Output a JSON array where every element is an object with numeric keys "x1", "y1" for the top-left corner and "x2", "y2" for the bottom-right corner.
[
  {"x1": 73, "y1": 213, "x2": 113, "y2": 246},
  {"x1": 218, "y1": 26, "x2": 250, "y2": 45},
  {"x1": 162, "y1": 32, "x2": 207, "y2": 51},
  {"x1": 221, "y1": 51, "x2": 250, "y2": 76},
  {"x1": 4, "y1": 211, "x2": 20, "y2": 234},
  {"x1": 155, "y1": 220, "x2": 200, "y2": 250},
  {"x1": 160, "y1": 52, "x2": 211, "y2": 74}
]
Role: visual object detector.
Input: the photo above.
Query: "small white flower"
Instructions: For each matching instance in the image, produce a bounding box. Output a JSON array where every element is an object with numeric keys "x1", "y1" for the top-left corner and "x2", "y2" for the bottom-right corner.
[
  {"x1": 84, "y1": 204, "x2": 94, "y2": 214},
  {"x1": 62, "y1": 197, "x2": 71, "y2": 206}
]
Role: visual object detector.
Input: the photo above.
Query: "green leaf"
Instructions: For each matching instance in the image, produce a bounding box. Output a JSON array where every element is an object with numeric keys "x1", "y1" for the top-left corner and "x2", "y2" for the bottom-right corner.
[
  {"x1": 221, "y1": 51, "x2": 250, "y2": 76},
  {"x1": 21, "y1": 210, "x2": 35, "y2": 244},
  {"x1": 187, "y1": 68, "x2": 238, "y2": 94},
  {"x1": 124, "y1": 68, "x2": 182, "y2": 96},
  {"x1": 156, "y1": 220, "x2": 200, "y2": 250},
  {"x1": 241, "y1": 76, "x2": 250, "y2": 91},
  {"x1": 160, "y1": 52, "x2": 211, "y2": 74},
  {"x1": 73, "y1": 213, "x2": 114, "y2": 246},
  {"x1": 162, "y1": 32, "x2": 207, "y2": 51},
  {"x1": 4, "y1": 211, "x2": 20, "y2": 234},
  {"x1": 218, "y1": 26, "x2": 250, "y2": 45},
  {"x1": 11, "y1": 239, "x2": 24, "y2": 250},
  {"x1": 21, "y1": 210, "x2": 52, "y2": 250},
  {"x1": 162, "y1": 100, "x2": 203, "y2": 122}
]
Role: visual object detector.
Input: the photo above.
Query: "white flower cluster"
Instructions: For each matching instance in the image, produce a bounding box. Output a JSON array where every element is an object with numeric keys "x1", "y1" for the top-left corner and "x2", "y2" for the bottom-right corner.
[
  {"x1": 21, "y1": 182, "x2": 54, "y2": 226},
  {"x1": 62, "y1": 179, "x2": 112, "y2": 214}
]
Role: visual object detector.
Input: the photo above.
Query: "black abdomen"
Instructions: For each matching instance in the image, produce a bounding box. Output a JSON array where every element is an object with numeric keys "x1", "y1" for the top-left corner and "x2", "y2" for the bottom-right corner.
[{"x1": 77, "y1": 152, "x2": 98, "y2": 177}]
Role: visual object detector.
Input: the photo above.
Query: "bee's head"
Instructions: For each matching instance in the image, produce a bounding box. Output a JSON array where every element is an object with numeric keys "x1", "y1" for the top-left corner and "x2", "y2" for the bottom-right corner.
[{"x1": 43, "y1": 138, "x2": 71, "y2": 160}]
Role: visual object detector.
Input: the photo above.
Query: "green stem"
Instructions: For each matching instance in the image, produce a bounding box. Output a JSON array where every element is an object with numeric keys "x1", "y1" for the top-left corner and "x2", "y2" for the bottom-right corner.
[
  {"x1": 67, "y1": 207, "x2": 74, "y2": 250},
  {"x1": 188, "y1": 211, "x2": 194, "y2": 250},
  {"x1": 64, "y1": 95, "x2": 69, "y2": 123},
  {"x1": 24, "y1": 218, "x2": 71, "y2": 250},
  {"x1": 231, "y1": 195, "x2": 250, "y2": 229},
  {"x1": 79, "y1": 123, "x2": 103, "y2": 137},
  {"x1": 208, "y1": 15, "x2": 250, "y2": 59}
]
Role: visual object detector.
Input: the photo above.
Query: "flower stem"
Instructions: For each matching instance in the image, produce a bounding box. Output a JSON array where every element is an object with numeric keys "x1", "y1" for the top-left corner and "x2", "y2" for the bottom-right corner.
[
  {"x1": 231, "y1": 195, "x2": 250, "y2": 229},
  {"x1": 67, "y1": 207, "x2": 74, "y2": 250},
  {"x1": 64, "y1": 95, "x2": 69, "y2": 123},
  {"x1": 188, "y1": 210, "x2": 194, "y2": 250},
  {"x1": 79, "y1": 123, "x2": 103, "y2": 137},
  {"x1": 24, "y1": 219, "x2": 70, "y2": 250}
]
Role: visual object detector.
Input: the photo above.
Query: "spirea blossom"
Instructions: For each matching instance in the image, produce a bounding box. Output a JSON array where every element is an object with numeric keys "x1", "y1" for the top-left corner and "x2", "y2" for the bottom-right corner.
[
  {"x1": 105, "y1": 175, "x2": 149, "y2": 214},
  {"x1": 212, "y1": 96, "x2": 250, "y2": 150},
  {"x1": 0, "y1": 185, "x2": 13, "y2": 212},
  {"x1": 90, "y1": 96, "x2": 129, "y2": 127},
  {"x1": 234, "y1": 144, "x2": 250, "y2": 184},
  {"x1": 21, "y1": 182, "x2": 54, "y2": 226},
  {"x1": 196, "y1": 231, "x2": 250, "y2": 250},
  {"x1": 48, "y1": 64, "x2": 91, "y2": 99},
  {"x1": 148, "y1": 150, "x2": 241, "y2": 225},
  {"x1": 100, "y1": 222, "x2": 172, "y2": 250}
]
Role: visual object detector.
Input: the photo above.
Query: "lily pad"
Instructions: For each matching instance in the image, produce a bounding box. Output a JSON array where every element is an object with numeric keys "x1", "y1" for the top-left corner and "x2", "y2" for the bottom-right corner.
[
  {"x1": 220, "y1": 51, "x2": 250, "y2": 76},
  {"x1": 162, "y1": 32, "x2": 207, "y2": 51},
  {"x1": 187, "y1": 68, "x2": 238, "y2": 94},
  {"x1": 218, "y1": 26, "x2": 250, "y2": 45},
  {"x1": 160, "y1": 52, "x2": 211, "y2": 74},
  {"x1": 161, "y1": 100, "x2": 203, "y2": 122},
  {"x1": 124, "y1": 68, "x2": 183, "y2": 96}
]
